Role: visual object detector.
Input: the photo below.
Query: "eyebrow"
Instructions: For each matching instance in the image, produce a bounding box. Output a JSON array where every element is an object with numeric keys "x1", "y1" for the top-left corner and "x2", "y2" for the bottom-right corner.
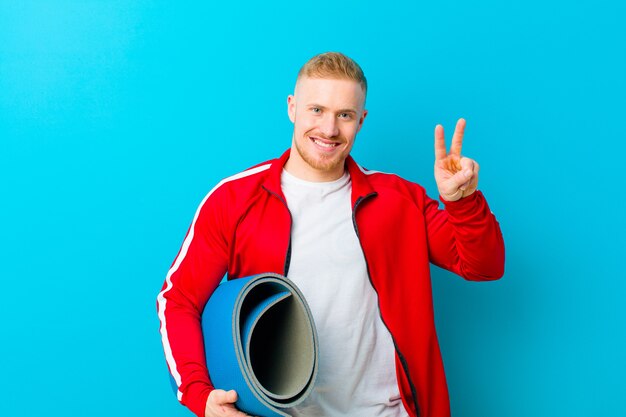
[{"x1": 307, "y1": 103, "x2": 358, "y2": 114}]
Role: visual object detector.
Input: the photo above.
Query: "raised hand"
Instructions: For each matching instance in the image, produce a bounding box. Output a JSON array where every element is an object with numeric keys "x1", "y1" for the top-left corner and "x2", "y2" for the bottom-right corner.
[
  {"x1": 434, "y1": 118, "x2": 480, "y2": 202},
  {"x1": 205, "y1": 389, "x2": 254, "y2": 417}
]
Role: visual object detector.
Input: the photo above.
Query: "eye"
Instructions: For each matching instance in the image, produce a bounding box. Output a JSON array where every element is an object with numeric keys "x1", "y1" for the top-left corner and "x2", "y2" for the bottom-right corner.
[
  {"x1": 338, "y1": 112, "x2": 352, "y2": 119},
  {"x1": 311, "y1": 107, "x2": 321, "y2": 113}
]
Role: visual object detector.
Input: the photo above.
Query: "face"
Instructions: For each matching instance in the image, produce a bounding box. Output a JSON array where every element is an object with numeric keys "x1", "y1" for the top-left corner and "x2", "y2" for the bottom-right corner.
[{"x1": 286, "y1": 77, "x2": 367, "y2": 181}]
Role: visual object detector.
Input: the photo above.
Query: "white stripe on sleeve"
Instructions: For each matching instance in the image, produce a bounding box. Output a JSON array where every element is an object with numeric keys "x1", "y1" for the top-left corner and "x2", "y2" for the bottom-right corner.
[{"x1": 156, "y1": 163, "x2": 271, "y2": 400}]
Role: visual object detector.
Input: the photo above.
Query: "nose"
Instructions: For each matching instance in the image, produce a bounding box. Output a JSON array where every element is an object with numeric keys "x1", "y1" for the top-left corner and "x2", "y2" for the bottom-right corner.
[{"x1": 319, "y1": 114, "x2": 339, "y2": 138}]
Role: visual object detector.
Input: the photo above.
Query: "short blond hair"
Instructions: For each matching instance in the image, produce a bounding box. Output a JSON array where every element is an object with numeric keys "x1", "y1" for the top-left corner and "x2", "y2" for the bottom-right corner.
[{"x1": 297, "y1": 52, "x2": 367, "y2": 95}]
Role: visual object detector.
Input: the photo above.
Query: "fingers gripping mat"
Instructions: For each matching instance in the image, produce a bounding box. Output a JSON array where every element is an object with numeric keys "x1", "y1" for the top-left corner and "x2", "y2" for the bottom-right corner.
[{"x1": 202, "y1": 273, "x2": 319, "y2": 417}]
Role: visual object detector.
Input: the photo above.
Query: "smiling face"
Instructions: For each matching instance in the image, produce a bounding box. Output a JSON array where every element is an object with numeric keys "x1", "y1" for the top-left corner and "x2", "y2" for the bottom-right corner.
[{"x1": 285, "y1": 76, "x2": 367, "y2": 181}]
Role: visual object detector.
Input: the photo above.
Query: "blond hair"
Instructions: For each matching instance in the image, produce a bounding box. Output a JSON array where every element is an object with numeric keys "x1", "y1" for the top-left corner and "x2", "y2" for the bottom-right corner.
[{"x1": 297, "y1": 52, "x2": 367, "y2": 95}]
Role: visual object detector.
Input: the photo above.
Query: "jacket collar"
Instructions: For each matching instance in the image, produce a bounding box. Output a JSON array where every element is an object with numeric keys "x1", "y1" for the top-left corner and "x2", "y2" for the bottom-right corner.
[{"x1": 263, "y1": 149, "x2": 377, "y2": 208}]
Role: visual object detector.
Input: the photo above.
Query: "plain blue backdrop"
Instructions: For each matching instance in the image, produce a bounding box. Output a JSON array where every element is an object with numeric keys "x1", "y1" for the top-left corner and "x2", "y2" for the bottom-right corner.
[{"x1": 1, "y1": 1, "x2": 624, "y2": 416}]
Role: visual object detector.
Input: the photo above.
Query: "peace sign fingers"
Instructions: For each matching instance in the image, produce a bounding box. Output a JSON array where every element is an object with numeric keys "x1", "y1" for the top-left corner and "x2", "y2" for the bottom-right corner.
[
  {"x1": 434, "y1": 118, "x2": 466, "y2": 160},
  {"x1": 433, "y1": 118, "x2": 479, "y2": 202}
]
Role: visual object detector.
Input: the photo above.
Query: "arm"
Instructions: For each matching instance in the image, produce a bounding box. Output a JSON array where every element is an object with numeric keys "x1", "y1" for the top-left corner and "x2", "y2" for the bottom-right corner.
[
  {"x1": 425, "y1": 190, "x2": 505, "y2": 280},
  {"x1": 156, "y1": 186, "x2": 230, "y2": 417},
  {"x1": 426, "y1": 118, "x2": 505, "y2": 280}
]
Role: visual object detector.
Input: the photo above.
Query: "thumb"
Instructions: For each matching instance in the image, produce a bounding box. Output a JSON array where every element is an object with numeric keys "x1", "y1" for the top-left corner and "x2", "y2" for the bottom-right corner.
[
  {"x1": 448, "y1": 168, "x2": 473, "y2": 190},
  {"x1": 213, "y1": 389, "x2": 238, "y2": 405}
]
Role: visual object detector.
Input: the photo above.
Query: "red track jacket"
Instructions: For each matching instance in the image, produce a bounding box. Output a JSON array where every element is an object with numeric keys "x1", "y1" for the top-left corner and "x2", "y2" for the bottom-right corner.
[{"x1": 157, "y1": 149, "x2": 505, "y2": 417}]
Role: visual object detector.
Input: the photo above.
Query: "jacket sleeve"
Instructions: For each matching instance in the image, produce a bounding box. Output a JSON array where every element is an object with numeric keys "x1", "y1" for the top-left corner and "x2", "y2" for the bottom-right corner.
[
  {"x1": 424, "y1": 190, "x2": 505, "y2": 281},
  {"x1": 156, "y1": 185, "x2": 230, "y2": 417}
]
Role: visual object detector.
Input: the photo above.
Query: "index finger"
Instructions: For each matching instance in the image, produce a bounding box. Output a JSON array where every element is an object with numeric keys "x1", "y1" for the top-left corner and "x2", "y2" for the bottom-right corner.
[
  {"x1": 434, "y1": 124, "x2": 447, "y2": 160},
  {"x1": 449, "y1": 118, "x2": 466, "y2": 156}
]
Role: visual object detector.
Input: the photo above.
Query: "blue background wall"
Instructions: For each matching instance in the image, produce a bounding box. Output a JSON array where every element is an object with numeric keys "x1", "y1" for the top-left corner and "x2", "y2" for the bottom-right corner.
[{"x1": 1, "y1": 1, "x2": 624, "y2": 416}]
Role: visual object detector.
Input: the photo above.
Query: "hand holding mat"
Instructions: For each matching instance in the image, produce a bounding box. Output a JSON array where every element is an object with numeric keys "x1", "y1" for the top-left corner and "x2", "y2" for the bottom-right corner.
[{"x1": 202, "y1": 273, "x2": 319, "y2": 417}]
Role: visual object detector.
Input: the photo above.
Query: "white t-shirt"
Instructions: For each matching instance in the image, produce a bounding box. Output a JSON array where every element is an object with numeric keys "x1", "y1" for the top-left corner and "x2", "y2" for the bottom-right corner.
[{"x1": 281, "y1": 169, "x2": 409, "y2": 417}]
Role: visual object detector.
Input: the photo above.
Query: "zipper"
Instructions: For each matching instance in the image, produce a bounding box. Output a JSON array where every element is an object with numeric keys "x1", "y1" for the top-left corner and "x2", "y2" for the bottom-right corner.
[
  {"x1": 262, "y1": 185, "x2": 293, "y2": 275},
  {"x1": 352, "y1": 194, "x2": 421, "y2": 417}
]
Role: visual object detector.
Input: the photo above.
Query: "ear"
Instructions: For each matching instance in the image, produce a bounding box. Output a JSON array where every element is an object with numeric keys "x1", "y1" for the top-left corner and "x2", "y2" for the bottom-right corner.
[
  {"x1": 287, "y1": 95, "x2": 296, "y2": 123},
  {"x1": 356, "y1": 109, "x2": 368, "y2": 133}
]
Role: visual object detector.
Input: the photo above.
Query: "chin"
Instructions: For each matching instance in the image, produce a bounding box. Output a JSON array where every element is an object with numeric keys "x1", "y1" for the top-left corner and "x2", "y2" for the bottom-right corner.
[{"x1": 313, "y1": 151, "x2": 350, "y2": 171}]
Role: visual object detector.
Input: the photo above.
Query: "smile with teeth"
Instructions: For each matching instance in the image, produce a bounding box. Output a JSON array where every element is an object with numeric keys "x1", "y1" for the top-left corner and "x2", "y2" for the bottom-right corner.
[{"x1": 310, "y1": 136, "x2": 339, "y2": 148}]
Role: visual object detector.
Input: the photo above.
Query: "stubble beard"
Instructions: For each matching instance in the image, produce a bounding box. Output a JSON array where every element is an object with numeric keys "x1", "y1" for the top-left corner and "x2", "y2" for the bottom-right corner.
[{"x1": 294, "y1": 133, "x2": 346, "y2": 173}]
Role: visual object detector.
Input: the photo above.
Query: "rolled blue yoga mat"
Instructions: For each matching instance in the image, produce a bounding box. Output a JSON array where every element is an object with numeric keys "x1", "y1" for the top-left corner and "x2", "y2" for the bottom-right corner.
[{"x1": 202, "y1": 273, "x2": 319, "y2": 417}]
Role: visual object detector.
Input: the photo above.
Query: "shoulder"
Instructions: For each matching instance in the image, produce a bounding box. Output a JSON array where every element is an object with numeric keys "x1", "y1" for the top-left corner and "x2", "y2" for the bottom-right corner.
[
  {"x1": 355, "y1": 163, "x2": 428, "y2": 198},
  {"x1": 348, "y1": 159, "x2": 436, "y2": 212},
  {"x1": 211, "y1": 154, "x2": 280, "y2": 195},
  {"x1": 213, "y1": 159, "x2": 274, "y2": 194},
  {"x1": 195, "y1": 157, "x2": 276, "y2": 218}
]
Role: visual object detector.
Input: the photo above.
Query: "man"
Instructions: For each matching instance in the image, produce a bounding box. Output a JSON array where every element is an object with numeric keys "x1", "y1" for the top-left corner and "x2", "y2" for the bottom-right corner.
[{"x1": 157, "y1": 52, "x2": 505, "y2": 417}]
